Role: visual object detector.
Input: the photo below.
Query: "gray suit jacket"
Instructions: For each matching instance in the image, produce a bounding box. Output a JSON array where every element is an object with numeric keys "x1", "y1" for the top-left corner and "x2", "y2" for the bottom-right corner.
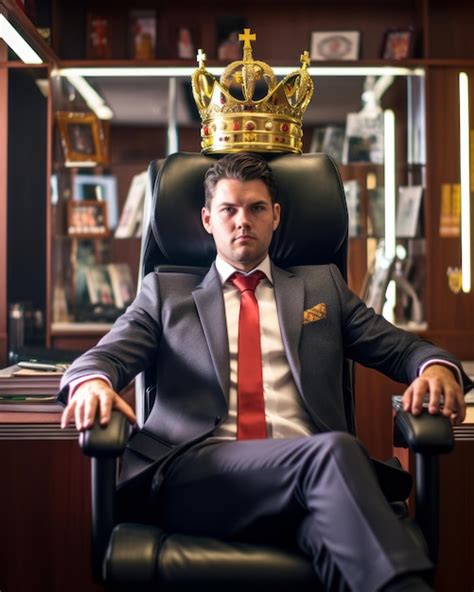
[{"x1": 58, "y1": 262, "x2": 468, "y2": 488}]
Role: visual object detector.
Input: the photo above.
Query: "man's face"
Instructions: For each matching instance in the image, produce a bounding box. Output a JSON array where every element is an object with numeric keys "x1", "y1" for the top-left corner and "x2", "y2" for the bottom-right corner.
[{"x1": 201, "y1": 178, "x2": 280, "y2": 271}]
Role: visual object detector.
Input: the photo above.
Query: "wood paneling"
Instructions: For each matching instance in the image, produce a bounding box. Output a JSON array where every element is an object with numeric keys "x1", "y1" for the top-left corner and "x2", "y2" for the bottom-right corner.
[
  {"x1": 0, "y1": 48, "x2": 7, "y2": 366},
  {"x1": 0, "y1": 439, "x2": 102, "y2": 592},
  {"x1": 425, "y1": 67, "x2": 474, "y2": 331}
]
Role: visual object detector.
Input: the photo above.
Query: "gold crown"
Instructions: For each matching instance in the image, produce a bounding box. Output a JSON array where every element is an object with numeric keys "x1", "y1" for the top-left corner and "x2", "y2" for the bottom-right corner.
[{"x1": 191, "y1": 29, "x2": 314, "y2": 154}]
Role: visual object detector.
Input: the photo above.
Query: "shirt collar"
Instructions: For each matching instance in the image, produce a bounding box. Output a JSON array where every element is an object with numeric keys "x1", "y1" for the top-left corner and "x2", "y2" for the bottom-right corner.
[{"x1": 215, "y1": 254, "x2": 273, "y2": 286}]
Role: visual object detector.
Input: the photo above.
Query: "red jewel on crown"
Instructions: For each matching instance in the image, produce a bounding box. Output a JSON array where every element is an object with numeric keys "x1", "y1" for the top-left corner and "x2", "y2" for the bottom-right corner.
[
  {"x1": 281, "y1": 123, "x2": 289, "y2": 133},
  {"x1": 232, "y1": 122, "x2": 241, "y2": 131},
  {"x1": 245, "y1": 121, "x2": 256, "y2": 131}
]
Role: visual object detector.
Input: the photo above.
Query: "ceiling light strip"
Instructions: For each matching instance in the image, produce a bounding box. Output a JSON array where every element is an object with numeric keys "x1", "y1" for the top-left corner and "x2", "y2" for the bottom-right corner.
[
  {"x1": 0, "y1": 14, "x2": 42, "y2": 64},
  {"x1": 459, "y1": 72, "x2": 471, "y2": 293},
  {"x1": 384, "y1": 109, "x2": 396, "y2": 261},
  {"x1": 58, "y1": 66, "x2": 425, "y2": 78}
]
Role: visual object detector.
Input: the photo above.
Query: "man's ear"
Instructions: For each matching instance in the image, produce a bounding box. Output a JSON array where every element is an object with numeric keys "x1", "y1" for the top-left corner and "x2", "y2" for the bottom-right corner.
[
  {"x1": 272, "y1": 203, "x2": 281, "y2": 231},
  {"x1": 201, "y1": 206, "x2": 212, "y2": 234}
]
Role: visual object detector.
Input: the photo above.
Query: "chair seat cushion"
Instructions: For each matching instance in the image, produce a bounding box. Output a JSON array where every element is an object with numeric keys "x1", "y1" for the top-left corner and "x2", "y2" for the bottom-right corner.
[{"x1": 105, "y1": 523, "x2": 318, "y2": 591}]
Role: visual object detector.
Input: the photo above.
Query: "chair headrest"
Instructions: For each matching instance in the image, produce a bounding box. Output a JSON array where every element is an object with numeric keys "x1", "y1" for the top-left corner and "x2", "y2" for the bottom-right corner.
[{"x1": 148, "y1": 152, "x2": 348, "y2": 277}]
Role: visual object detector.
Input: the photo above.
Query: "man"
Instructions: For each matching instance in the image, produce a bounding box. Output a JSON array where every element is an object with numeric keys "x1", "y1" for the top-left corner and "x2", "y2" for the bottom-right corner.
[{"x1": 60, "y1": 152, "x2": 469, "y2": 592}]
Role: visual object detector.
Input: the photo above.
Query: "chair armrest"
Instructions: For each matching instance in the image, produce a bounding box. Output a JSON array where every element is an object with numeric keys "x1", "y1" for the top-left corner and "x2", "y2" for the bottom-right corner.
[
  {"x1": 392, "y1": 403, "x2": 454, "y2": 455},
  {"x1": 78, "y1": 410, "x2": 132, "y2": 581},
  {"x1": 79, "y1": 410, "x2": 132, "y2": 458}
]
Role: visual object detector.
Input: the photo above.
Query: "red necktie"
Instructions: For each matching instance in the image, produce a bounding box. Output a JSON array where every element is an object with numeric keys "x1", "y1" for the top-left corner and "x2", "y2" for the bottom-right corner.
[{"x1": 230, "y1": 271, "x2": 267, "y2": 440}]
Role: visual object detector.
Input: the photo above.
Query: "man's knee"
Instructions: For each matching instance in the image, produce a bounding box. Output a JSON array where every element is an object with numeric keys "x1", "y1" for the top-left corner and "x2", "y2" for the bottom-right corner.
[{"x1": 308, "y1": 431, "x2": 367, "y2": 464}]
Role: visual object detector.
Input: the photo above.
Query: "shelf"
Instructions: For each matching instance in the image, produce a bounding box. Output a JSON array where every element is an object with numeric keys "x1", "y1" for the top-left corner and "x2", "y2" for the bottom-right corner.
[{"x1": 51, "y1": 322, "x2": 113, "y2": 334}]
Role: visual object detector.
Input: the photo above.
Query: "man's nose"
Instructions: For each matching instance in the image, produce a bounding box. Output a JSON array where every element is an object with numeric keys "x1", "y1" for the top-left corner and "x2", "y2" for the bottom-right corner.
[{"x1": 236, "y1": 209, "x2": 251, "y2": 227}]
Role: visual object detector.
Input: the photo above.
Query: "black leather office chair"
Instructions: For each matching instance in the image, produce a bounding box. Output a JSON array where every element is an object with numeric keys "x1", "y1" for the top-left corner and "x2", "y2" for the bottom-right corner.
[{"x1": 80, "y1": 152, "x2": 454, "y2": 591}]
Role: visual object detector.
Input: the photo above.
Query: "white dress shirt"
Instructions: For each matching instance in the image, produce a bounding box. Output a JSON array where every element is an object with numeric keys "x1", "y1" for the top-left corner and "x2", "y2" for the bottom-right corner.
[{"x1": 212, "y1": 254, "x2": 315, "y2": 440}]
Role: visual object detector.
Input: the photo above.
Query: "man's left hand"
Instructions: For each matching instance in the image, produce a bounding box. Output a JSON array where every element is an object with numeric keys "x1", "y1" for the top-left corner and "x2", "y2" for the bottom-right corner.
[{"x1": 402, "y1": 364, "x2": 466, "y2": 425}]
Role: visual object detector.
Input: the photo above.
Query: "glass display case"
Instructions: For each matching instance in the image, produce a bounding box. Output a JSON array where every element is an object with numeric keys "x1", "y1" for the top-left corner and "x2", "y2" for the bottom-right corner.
[{"x1": 49, "y1": 65, "x2": 427, "y2": 341}]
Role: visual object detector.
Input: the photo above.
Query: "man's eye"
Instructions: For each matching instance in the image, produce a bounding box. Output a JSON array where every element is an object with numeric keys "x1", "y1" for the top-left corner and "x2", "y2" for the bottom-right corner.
[
  {"x1": 222, "y1": 207, "x2": 234, "y2": 213},
  {"x1": 253, "y1": 205, "x2": 265, "y2": 212}
]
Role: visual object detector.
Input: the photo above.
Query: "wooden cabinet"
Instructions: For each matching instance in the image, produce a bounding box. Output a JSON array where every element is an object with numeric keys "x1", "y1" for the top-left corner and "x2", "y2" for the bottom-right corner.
[{"x1": 0, "y1": 412, "x2": 102, "y2": 592}]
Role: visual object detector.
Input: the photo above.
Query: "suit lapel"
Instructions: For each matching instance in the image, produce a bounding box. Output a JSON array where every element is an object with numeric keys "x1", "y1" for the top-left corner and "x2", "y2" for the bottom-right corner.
[
  {"x1": 192, "y1": 264, "x2": 230, "y2": 403},
  {"x1": 271, "y1": 264, "x2": 305, "y2": 396}
]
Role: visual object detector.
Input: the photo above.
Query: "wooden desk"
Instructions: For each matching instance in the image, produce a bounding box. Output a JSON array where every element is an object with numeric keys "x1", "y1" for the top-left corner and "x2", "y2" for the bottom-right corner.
[{"x1": 0, "y1": 412, "x2": 102, "y2": 592}]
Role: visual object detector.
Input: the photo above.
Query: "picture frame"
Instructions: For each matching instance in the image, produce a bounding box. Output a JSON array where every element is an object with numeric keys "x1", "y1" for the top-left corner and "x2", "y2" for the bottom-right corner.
[
  {"x1": 67, "y1": 200, "x2": 109, "y2": 239},
  {"x1": 86, "y1": 13, "x2": 112, "y2": 59},
  {"x1": 310, "y1": 31, "x2": 360, "y2": 61},
  {"x1": 73, "y1": 174, "x2": 119, "y2": 229},
  {"x1": 129, "y1": 10, "x2": 157, "y2": 60},
  {"x1": 175, "y1": 25, "x2": 199, "y2": 60},
  {"x1": 56, "y1": 112, "x2": 108, "y2": 167},
  {"x1": 381, "y1": 27, "x2": 415, "y2": 60},
  {"x1": 216, "y1": 16, "x2": 247, "y2": 60}
]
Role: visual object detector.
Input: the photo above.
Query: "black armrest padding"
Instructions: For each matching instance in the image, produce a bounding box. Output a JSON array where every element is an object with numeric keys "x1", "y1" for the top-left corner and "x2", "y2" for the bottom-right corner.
[
  {"x1": 393, "y1": 410, "x2": 454, "y2": 454},
  {"x1": 79, "y1": 410, "x2": 132, "y2": 457}
]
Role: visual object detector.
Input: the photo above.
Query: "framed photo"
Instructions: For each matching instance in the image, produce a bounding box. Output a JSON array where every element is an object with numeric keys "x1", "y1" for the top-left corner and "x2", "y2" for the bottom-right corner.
[
  {"x1": 216, "y1": 16, "x2": 247, "y2": 60},
  {"x1": 175, "y1": 25, "x2": 199, "y2": 59},
  {"x1": 86, "y1": 13, "x2": 112, "y2": 59},
  {"x1": 310, "y1": 31, "x2": 360, "y2": 61},
  {"x1": 67, "y1": 200, "x2": 109, "y2": 238},
  {"x1": 381, "y1": 28, "x2": 414, "y2": 60},
  {"x1": 130, "y1": 10, "x2": 156, "y2": 60},
  {"x1": 73, "y1": 174, "x2": 119, "y2": 229},
  {"x1": 56, "y1": 112, "x2": 108, "y2": 167}
]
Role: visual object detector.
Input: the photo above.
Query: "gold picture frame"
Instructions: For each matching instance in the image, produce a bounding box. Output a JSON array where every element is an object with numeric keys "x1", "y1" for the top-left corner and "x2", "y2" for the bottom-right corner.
[
  {"x1": 67, "y1": 200, "x2": 110, "y2": 238},
  {"x1": 56, "y1": 111, "x2": 108, "y2": 167}
]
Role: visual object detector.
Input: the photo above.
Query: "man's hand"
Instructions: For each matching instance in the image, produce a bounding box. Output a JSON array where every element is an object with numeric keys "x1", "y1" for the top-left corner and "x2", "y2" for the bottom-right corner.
[
  {"x1": 402, "y1": 364, "x2": 466, "y2": 425},
  {"x1": 60, "y1": 378, "x2": 137, "y2": 431}
]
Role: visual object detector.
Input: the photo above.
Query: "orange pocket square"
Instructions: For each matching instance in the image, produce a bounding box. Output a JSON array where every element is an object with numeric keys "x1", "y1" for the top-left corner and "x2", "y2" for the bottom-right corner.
[{"x1": 303, "y1": 303, "x2": 327, "y2": 324}]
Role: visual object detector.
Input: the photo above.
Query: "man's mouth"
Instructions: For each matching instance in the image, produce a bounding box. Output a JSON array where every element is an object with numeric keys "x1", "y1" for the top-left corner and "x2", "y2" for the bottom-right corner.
[{"x1": 234, "y1": 235, "x2": 255, "y2": 243}]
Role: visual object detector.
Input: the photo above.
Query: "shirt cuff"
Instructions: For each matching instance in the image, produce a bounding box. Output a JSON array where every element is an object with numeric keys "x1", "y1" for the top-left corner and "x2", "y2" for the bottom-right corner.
[
  {"x1": 68, "y1": 374, "x2": 112, "y2": 402},
  {"x1": 418, "y1": 359, "x2": 463, "y2": 386}
]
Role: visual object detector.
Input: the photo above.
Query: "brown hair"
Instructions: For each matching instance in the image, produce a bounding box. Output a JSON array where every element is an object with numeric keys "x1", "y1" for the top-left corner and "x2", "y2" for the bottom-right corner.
[{"x1": 203, "y1": 152, "x2": 277, "y2": 208}]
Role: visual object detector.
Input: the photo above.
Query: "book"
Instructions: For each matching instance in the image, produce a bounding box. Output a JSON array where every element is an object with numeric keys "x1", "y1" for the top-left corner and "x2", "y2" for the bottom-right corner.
[
  {"x1": 343, "y1": 180, "x2": 361, "y2": 237},
  {"x1": 115, "y1": 171, "x2": 147, "y2": 238},
  {"x1": 396, "y1": 186, "x2": 423, "y2": 238},
  {"x1": 107, "y1": 263, "x2": 136, "y2": 309},
  {"x1": 367, "y1": 187, "x2": 385, "y2": 237},
  {"x1": 85, "y1": 265, "x2": 115, "y2": 306},
  {"x1": 0, "y1": 364, "x2": 64, "y2": 396}
]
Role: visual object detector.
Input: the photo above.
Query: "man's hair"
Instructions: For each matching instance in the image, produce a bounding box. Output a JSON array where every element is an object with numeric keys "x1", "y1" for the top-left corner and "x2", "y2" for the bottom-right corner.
[{"x1": 203, "y1": 152, "x2": 277, "y2": 208}]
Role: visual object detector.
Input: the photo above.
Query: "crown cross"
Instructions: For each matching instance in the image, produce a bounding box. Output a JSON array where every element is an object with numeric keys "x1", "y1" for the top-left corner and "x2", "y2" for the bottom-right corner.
[
  {"x1": 239, "y1": 28, "x2": 256, "y2": 50},
  {"x1": 191, "y1": 29, "x2": 314, "y2": 154},
  {"x1": 300, "y1": 50, "x2": 311, "y2": 69},
  {"x1": 196, "y1": 48, "x2": 207, "y2": 68}
]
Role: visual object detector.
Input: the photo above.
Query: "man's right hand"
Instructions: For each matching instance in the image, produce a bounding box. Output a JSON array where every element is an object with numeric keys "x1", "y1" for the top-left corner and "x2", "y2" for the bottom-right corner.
[{"x1": 60, "y1": 378, "x2": 137, "y2": 431}]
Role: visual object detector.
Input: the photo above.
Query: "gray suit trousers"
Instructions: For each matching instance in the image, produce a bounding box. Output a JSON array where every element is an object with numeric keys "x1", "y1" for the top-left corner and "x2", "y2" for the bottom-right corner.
[{"x1": 154, "y1": 432, "x2": 432, "y2": 592}]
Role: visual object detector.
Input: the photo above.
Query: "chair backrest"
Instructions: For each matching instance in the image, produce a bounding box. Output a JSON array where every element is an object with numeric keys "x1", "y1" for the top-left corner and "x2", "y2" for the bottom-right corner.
[
  {"x1": 137, "y1": 152, "x2": 354, "y2": 430},
  {"x1": 141, "y1": 152, "x2": 348, "y2": 276}
]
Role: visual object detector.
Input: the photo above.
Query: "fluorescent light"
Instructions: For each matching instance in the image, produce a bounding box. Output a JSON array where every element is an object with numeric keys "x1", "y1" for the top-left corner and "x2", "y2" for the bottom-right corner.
[
  {"x1": 459, "y1": 72, "x2": 471, "y2": 293},
  {"x1": 384, "y1": 109, "x2": 396, "y2": 261},
  {"x1": 64, "y1": 74, "x2": 114, "y2": 120},
  {"x1": 0, "y1": 14, "x2": 42, "y2": 64},
  {"x1": 58, "y1": 66, "x2": 425, "y2": 79}
]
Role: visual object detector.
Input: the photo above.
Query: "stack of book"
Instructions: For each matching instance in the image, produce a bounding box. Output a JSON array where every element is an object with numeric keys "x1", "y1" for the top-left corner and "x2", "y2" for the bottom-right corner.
[{"x1": 0, "y1": 364, "x2": 65, "y2": 413}]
